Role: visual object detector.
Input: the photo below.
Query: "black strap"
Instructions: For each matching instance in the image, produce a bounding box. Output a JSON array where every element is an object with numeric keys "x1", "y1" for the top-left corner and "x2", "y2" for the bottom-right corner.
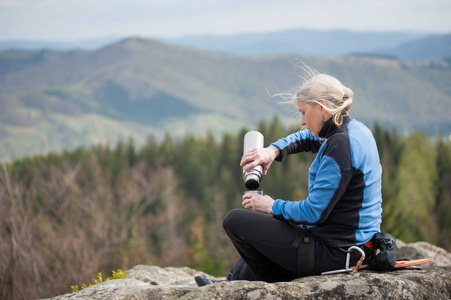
[{"x1": 292, "y1": 229, "x2": 315, "y2": 277}]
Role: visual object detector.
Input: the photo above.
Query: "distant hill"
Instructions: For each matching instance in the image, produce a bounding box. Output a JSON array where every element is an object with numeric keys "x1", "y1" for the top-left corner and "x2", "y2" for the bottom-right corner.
[
  {"x1": 163, "y1": 28, "x2": 449, "y2": 60},
  {"x1": 0, "y1": 28, "x2": 439, "y2": 60},
  {"x1": 0, "y1": 36, "x2": 123, "y2": 51},
  {"x1": 377, "y1": 33, "x2": 451, "y2": 61},
  {"x1": 1, "y1": 37, "x2": 451, "y2": 161},
  {"x1": 2, "y1": 28, "x2": 449, "y2": 61}
]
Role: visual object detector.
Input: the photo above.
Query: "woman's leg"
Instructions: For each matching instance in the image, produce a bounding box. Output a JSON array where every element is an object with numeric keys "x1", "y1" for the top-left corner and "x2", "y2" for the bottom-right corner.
[{"x1": 223, "y1": 208, "x2": 303, "y2": 282}]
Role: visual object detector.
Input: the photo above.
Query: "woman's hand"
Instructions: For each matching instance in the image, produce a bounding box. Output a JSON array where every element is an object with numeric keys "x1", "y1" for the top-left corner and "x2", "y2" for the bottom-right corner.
[
  {"x1": 242, "y1": 193, "x2": 275, "y2": 214},
  {"x1": 240, "y1": 145, "x2": 280, "y2": 176}
]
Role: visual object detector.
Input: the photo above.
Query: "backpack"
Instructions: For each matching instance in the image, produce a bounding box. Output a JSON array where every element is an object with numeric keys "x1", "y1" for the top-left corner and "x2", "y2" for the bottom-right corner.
[{"x1": 367, "y1": 232, "x2": 398, "y2": 271}]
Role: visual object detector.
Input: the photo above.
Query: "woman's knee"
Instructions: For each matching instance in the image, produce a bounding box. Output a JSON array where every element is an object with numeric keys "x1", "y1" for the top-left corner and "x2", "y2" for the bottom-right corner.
[{"x1": 223, "y1": 208, "x2": 247, "y2": 232}]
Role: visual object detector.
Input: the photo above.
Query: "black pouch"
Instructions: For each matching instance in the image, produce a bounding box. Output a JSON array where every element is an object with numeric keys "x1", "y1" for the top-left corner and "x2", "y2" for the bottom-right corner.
[{"x1": 367, "y1": 232, "x2": 398, "y2": 271}]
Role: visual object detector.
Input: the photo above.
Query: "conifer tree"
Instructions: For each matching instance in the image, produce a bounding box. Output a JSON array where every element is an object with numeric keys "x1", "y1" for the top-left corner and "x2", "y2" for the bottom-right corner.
[
  {"x1": 138, "y1": 134, "x2": 159, "y2": 169},
  {"x1": 435, "y1": 136, "x2": 451, "y2": 249},
  {"x1": 383, "y1": 132, "x2": 438, "y2": 243}
]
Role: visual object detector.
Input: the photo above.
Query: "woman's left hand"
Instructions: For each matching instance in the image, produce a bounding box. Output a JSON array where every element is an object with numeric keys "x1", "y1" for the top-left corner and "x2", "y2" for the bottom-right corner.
[{"x1": 242, "y1": 193, "x2": 274, "y2": 214}]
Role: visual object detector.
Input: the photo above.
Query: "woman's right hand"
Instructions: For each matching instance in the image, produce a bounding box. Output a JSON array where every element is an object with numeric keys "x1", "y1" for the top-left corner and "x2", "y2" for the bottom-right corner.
[{"x1": 240, "y1": 145, "x2": 280, "y2": 176}]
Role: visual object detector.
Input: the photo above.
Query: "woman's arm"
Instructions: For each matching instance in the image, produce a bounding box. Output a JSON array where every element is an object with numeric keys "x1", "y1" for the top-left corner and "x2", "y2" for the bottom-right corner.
[{"x1": 271, "y1": 130, "x2": 324, "y2": 161}]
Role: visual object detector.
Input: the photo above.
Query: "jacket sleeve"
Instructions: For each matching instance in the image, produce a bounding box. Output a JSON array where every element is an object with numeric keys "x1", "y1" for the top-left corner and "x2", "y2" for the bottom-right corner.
[{"x1": 270, "y1": 130, "x2": 324, "y2": 161}]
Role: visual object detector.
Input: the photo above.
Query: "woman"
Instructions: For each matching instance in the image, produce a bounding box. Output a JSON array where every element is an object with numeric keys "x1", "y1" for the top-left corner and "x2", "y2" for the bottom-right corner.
[{"x1": 213, "y1": 72, "x2": 383, "y2": 284}]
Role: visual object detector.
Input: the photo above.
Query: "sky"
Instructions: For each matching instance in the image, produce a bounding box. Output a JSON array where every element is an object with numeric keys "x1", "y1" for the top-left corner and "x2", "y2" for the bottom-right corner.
[{"x1": 0, "y1": 0, "x2": 450, "y2": 42}]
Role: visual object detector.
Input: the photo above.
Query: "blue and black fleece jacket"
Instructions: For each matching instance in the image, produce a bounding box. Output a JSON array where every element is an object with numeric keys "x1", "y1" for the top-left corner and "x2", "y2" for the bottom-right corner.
[{"x1": 271, "y1": 115, "x2": 382, "y2": 248}]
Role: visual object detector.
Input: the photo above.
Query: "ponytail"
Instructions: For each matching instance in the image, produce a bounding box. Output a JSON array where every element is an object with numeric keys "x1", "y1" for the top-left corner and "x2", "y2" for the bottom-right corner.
[{"x1": 297, "y1": 74, "x2": 354, "y2": 128}]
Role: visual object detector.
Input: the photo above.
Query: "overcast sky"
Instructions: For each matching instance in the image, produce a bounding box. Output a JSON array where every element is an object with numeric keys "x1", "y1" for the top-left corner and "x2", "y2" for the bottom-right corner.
[{"x1": 0, "y1": 0, "x2": 450, "y2": 41}]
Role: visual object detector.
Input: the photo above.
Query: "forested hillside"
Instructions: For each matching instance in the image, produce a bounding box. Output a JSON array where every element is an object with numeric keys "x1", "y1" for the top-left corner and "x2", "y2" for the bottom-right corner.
[
  {"x1": 1, "y1": 37, "x2": 451, "y2": 162},
  {"x1": 1, "y1": 120, "x2": 450, "y2": 299}
]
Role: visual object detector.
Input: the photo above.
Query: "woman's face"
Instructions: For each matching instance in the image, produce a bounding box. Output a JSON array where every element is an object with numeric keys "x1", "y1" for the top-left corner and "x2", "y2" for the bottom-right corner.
[{"x1": 298, "y1": 101, "x2": 325, "y2": 137}]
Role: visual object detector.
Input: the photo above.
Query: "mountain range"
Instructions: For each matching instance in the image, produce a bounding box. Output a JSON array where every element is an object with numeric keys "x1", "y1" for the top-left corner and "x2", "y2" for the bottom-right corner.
[
  {"x1": 2, "y1": 28, "x2": 450, "y2": 61},
  {"x1": 1, "y1": 35, "x2": 451, "y2": 162},
  {"x1": 164, "y1": 29, "x2": 451, "y2": 61},
  {"x1": 164, "y1": 29, "x2": 427, "y2": 58}
]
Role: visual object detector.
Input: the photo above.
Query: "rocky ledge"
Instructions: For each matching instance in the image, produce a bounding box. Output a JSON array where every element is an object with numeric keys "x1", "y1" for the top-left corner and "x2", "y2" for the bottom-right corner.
[{"x1": 45, "y1": 241, "x2": 451, "y2": 300}]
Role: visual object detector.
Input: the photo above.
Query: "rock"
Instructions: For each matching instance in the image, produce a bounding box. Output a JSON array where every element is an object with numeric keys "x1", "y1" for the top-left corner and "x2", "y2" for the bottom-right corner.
[
  {"x1": 397, "y1": 241, "x2": 451, "y2": 266},
  {"x1": 43, "y1": 241, "x2": 451, "y2": 300},
  {"x1": 43, "y1": 266, "x2": 211, "y2": 300},
  {"x1": 125, "y1": 265, "x2": 216, "y2": 287},
  {"x1": 183, "y1": 266, "x2": 451, "y2": 299}
]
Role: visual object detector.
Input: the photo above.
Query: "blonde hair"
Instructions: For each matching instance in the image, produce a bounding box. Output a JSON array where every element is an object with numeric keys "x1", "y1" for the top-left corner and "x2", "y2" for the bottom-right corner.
[{"x1": 294, "y1": 73, "x2": 354, "y2": 128}]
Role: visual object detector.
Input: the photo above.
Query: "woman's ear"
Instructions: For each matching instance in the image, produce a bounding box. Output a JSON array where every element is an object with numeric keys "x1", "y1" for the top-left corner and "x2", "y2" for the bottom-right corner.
[{"x1": 318, "y1": 99, "x2": 328, "y2": 112}]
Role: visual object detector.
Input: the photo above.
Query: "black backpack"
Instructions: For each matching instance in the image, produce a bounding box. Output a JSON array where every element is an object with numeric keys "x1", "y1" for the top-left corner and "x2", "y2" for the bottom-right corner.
[{"x1": 367, "y1": 232, "x2": 398, "y2": 271}]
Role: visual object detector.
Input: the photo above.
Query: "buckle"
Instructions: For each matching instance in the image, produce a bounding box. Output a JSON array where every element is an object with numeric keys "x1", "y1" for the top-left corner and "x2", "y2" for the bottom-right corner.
[{"x1": 321, "y1": 246, "x2": 366, "y2": 275}]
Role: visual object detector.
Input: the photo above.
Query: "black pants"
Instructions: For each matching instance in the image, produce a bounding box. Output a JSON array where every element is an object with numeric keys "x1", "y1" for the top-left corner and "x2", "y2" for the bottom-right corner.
[
  {"x1": 223, "y1": 208, "x2": 370, "y2": 282},
  {"x1": 223, "y1": 208, "x2": 303, "y2": 282}
]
